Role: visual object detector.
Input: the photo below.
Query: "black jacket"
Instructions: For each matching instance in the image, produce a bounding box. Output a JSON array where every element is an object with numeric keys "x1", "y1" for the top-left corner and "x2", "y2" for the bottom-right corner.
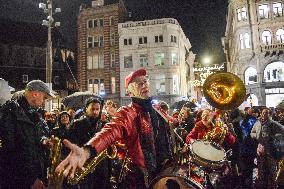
[{"x1": 0, "y1": 97, "x2": 50, "y2": 189}]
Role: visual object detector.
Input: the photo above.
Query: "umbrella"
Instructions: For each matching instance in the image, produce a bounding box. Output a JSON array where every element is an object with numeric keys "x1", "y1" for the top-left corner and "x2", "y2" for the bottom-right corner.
[
  {"x1": 171, "y1": 100, "x2": 196, "y2": 111},
  {"x1": 62, "y1": 91, "x2": 102, "y2": 109}
]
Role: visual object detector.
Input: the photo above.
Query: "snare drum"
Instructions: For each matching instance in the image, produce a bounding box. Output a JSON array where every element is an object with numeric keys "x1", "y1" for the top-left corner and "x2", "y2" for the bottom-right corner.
[
  {"x1": 149, "y1": 161, "x2": 205, "y2": 189},
  {"x1": 190, "y1": 140, "x2": 226, "y2": 169}
]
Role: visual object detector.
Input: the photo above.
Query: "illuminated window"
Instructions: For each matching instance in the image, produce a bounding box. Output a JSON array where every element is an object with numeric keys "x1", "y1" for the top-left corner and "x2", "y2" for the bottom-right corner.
[
  {"x1": 139, "y1": 54, "x2": 148, "y2": 67},
  {"x1": 273, "y1": 2, "x2": 283, "y2": 17},
  {"x1": 154, "y1": 52, "x2": 165, "y2": 66},
  {"x1": 276, "y1": 29, "x2": 284, "y2": 43},
  {"x1": 259, "y1": 4, "x2": 269, "y2": 19},
  {"x1": 173, "y1": 75, "x2": 179, "y2": 94},
  {"x1": 124, "y1": 55, "x2": 133, "y2": 68},
  {"x1": 237, "y1": 7, "x2": 247, "y2": 21},
  {"x1": 109, "y1": 16, "x2": 115, "y2": 26},
  {"x1": 261, "y1": 30, "x2": 272, "y2": 45},
  {"x1": 244, "y1": 67, "x2": 257, "y2": 85},
  {"x1": 88, "y1": 79, "x2": 105, "y2": 95},
  {"x1": 110, "y1": 33, "x2": 115, "y2": 46},
  {"x1": 155, "y1": 75, "x2": 166, "y2": 95},
  {"x1": 171, "y1": 53, "x2": 177, "y2": 65},
  {"x1": 111, "y1": 77, "x2": 116, "y2": 94}
]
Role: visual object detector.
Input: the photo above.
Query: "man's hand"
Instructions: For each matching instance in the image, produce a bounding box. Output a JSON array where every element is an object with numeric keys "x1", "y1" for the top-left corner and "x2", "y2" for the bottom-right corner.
[
  {"x1": 257, "y1": 143, "x2": 265, "y2": 156},
  {"x1": 55, "y1": 139, "x2": 90, "y2": 179},
  {"x1": 31, "y1": 178, "x2": 46, "y2": 189}
]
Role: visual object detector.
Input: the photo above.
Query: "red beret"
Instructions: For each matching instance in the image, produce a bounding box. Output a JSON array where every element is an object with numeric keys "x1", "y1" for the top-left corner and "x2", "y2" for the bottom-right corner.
[{"x1": 125, "y1": 68, "x2": 147, "y2": 89}]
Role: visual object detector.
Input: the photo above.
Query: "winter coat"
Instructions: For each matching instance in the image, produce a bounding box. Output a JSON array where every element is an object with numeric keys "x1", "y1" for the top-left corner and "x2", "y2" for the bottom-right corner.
[{"x1": 0, "y1": 97, "x2": 50, "y2": 189}]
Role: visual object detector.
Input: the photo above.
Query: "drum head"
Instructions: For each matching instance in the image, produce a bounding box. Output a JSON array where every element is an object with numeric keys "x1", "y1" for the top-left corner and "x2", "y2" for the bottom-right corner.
[
  {"x1": 191, "y1": 140, "x2": 225, "y2": 162},
  {"x1": 150, "y1": 175, "x2": 204, "y2": 189}
]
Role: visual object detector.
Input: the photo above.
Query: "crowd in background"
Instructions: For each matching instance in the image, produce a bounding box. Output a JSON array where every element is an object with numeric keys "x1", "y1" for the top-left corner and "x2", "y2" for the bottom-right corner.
[{"x1": 1, "y1": 77, "x2": 284, "y2": 189}]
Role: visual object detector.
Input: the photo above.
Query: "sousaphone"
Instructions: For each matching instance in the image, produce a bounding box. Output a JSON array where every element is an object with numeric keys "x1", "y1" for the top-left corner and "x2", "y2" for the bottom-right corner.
[{"x1": 202, "y1": 72, "x2": 246, "y2": 110}]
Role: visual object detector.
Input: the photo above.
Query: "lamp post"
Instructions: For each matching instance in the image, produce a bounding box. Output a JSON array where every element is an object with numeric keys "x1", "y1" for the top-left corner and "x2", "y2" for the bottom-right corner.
[{"x1": 39, "y1": 0, "x2": 61, "y2": 111}]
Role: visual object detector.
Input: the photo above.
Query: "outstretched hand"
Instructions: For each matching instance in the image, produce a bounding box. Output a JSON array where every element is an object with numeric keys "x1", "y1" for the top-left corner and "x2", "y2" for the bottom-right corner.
[{"x1": 55, "y1": 139, "x2": 90, "y2": 179}]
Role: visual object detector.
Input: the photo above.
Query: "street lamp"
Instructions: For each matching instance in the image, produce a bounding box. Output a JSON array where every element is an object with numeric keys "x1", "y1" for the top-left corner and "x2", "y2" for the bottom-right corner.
[{"x1": 39, "y1": 0, "x2": 61, "y2": 111}]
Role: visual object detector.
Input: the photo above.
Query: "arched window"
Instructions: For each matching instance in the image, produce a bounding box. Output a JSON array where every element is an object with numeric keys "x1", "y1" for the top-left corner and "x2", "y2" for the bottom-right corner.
[
  {"x1": 245, "y1": 67, "x2": 257, "y2": 85},
  {"x1": 264, "y1": 61, "x2": 284, "y2": 82},
  {"x1": 276, "y1": 29, "x2": 284, "y2": 43},
  {"x1": 261, "y1": 30, "x2": 272, "y2": 45}
]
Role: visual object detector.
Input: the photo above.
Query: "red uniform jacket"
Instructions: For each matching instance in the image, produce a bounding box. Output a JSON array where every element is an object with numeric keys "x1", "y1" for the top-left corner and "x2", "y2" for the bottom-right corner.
[
  {"x1": 87, "y1": 102, "x2": 158, "y2": 170},
  {"x1": 186, "y1": 120, "x2": 236, "y2": 146}
]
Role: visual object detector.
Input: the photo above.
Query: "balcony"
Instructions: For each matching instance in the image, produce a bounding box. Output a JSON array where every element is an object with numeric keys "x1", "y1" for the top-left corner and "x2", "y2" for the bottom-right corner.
[{"x1": 261, "y1": 43, "x2": 284, "y2": 53}]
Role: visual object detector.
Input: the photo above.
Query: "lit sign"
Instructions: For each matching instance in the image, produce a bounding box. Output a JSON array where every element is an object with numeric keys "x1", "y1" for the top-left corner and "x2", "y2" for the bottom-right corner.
[{"x1": 190, "y1": 64, "x2": 224, "y2": 87}]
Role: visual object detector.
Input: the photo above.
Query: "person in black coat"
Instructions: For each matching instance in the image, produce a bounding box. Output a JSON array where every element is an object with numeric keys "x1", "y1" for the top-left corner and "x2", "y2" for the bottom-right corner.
[
  {"x1": 67, "y1": 97, "x2": 111, "y2": 189},
  {"x1": 0, "y1": 80, "x2": 55, "y2": 189}
]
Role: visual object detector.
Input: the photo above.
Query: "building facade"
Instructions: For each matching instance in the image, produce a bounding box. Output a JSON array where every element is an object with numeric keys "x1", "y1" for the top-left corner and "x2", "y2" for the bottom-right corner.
[
  {"x1": 223, "y1": 0, "x2": 284, "y2": 107},
  {"x1": 77, "y1": 0, "x2": 127, "y2": 104},
  {"x1": 118, "y1": 18, "x2": 195, "y2": 105}
]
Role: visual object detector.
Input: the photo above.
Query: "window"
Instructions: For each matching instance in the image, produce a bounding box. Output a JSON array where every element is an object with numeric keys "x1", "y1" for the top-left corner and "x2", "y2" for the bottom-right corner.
[
  {"x1": 93, "y1": 20, "x2": 98, "y2": 27},
  {"x1": 88, "y1": 78, "x2": 105, "y2": 95},
  {"x1": 259, "y1": 4, "x2": 269, "y2": 19},
  {"x1": 244, "y1": 67, "x2": 257, "y2": 85},
  {"x1": 88, "y1": 20, "x2": 93, "y2": 28},
  {"x1": 170, "y1": 35, "x2": 177, "y2": 43},
  {"x1": 173, "y1": 75, "x2": 179, "y2": 94},
  {"x1": 87, "y1": 36, "x2": 93, "y2": 48},
  {"x1": 99, "y1": 54, "x2": 104, "y2": 68},
  {"x1": 244, "y1": 33, "x2": 250, "y2": 48},
  {"x1": 154, "y1": 53, "x2": 165, "y2": 66},
  {"x1": 124, "y1": 55, "x2": 133, "y2": 68},
  {"x1": 240, "y1": 33, "x2": 250, "y2": 49},
  {"x1": 22, "y1": 74, "x2": 28, "y2": 83},
  {"x1": 110, "y1": 33, "x2": 115, "y2": 46},
  {"x1": 276, "y1": 29, "x2": 284, "y2": 43},
  {"x1": 99, "y1": 18, "x2": 104, "y2": 27},
  {"x1": 99, "y1": 36, "x2": 104, "y2": 47},
  {"x1": 237, "y1": 7, "x2": 247, "y2": 21},
  {"x1": 155, "y1": 35, "x2": 163, "y2": 43},
  {"x1": 171, "y1": 53, "x2": 177, "y2": 65},
  {"x1": 264, "y1": 62, "x2": 284, "y2": 82},
  {"x1": 261, "y1": 30, "x2": 272, "y2": 45},
  {"x1": 155, "y1": 75, "x2": 166, "y2": 95},
  {"x1": 110, "y1": 52, "x2": 115, "y2": 67},
  {"x1": 139, "y1": 36, "x2": 147, "y2": 44},
  {"x1": 93, "y1": 36, "x2": 99, "y2": 47},
  {"x1": 123, "y1": 38, "x2": 132, "y2": 45},
  {"x1": 54, "y1": 76, "x2": 60, "y2": 85},
  {"x1": 111, "y1": 77, "x2": 116, "y2": 93},
  {"x1": 109, "y1": 16, "x2": 115, "y2": 26},
  {"x1": 273, "y1": 2, "x2": 283, "y2": 17},
  {"x1": 87, "y1": 54, "x2": 103, "y2": 69},
  {"x1": 139, "y1": 54, "x2": 148, "y2": 67}
]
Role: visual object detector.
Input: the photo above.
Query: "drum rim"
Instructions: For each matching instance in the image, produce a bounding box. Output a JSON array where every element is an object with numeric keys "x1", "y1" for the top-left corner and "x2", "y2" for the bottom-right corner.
[
  {"x1": 149, "y1": 174, "x2": 205, "y2": 189},
  {"x1": 190, "y1": 140, "x2": 226, "y2": 164}
]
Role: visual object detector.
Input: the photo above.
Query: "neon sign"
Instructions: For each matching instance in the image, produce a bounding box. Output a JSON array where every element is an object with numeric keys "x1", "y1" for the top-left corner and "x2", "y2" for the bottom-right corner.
[{"x1": 190, "y1": 64, "x2": 224, "y2": 87}]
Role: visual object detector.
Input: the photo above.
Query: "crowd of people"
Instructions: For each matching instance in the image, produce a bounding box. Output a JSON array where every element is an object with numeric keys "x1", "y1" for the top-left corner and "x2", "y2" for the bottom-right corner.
[{"x1": 0, "y1": 68, "x2": 284, "y2": 189}]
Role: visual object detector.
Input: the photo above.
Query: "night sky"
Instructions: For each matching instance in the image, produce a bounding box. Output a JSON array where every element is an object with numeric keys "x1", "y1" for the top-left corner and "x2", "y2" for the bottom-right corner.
[{"x1": 0, "y1": 0, "x2": 228, "y2": 63}]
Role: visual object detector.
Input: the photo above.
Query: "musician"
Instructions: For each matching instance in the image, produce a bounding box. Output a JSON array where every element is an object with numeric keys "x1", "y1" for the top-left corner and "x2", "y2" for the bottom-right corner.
[
  {"x1": 186, "y1": 109, "x2": 236, "y2": 146},
  {"x1": 56, "y1": 68, "x2": 174, "y2": 189},
  {"x1": 0, "y1": 80, "x2": 55, "y2": 189}
]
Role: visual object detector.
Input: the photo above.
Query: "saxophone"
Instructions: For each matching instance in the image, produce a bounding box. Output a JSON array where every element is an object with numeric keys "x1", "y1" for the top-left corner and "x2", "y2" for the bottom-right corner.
[
  {"x1": 47, "y1": 137, "x2": 64, "y2": 189},
  {"x1": 276, "y1": 156, "x2": 284, "y2": 182},
  {"x1": 68, "y1": 144, "x2": 117, "y2": 185}
]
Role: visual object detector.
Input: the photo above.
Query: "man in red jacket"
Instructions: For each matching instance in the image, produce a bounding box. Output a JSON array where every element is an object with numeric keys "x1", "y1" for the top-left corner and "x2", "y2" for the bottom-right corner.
[{"x1": 56, "y1": 68, "x2": 174, "y2": 188}]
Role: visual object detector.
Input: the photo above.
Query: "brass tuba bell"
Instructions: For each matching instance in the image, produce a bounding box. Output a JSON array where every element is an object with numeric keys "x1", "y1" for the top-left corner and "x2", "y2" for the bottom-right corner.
[{"x1": 202, "y1": 72, "x2": 246, "y2": 110}]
